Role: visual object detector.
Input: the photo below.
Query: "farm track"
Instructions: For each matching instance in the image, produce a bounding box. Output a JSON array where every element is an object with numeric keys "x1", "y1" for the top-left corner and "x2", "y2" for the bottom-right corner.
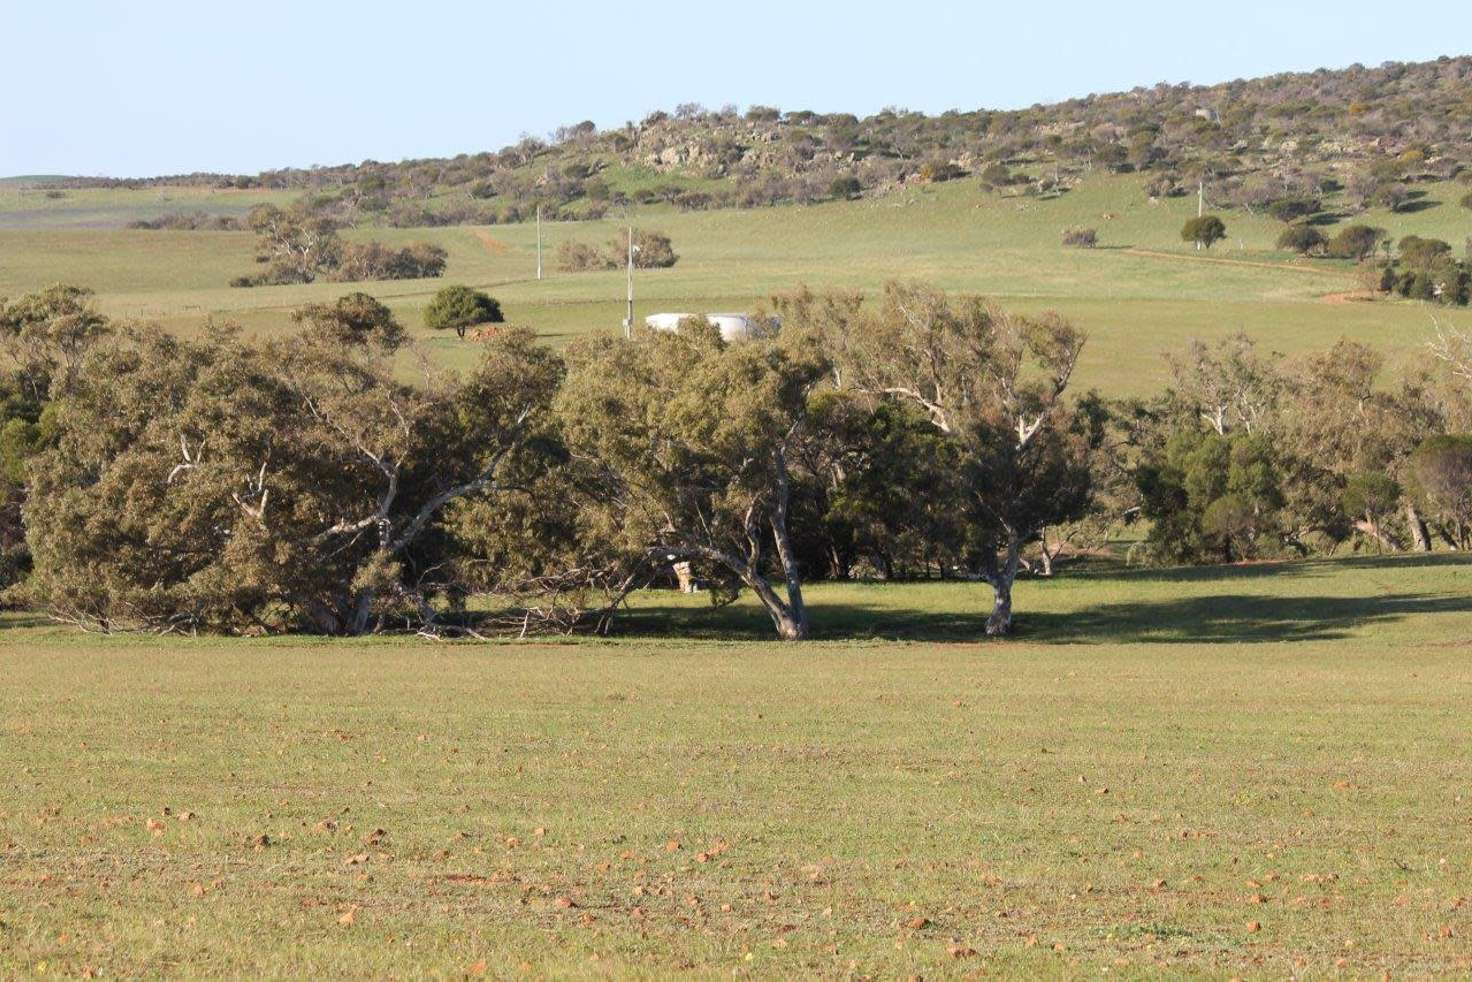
[{"x1": 1122, "y1": 247, "x2": 1344, "y2": 275}]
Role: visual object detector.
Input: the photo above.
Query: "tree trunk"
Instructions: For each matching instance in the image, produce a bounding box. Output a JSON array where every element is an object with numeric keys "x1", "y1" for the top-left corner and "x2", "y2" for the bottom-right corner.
[
  {"x1": 743, "y1": 569, "x2": 809, "y2": 640},
  {"x1": 1406, "y1": 502, "x2": 1431, "y2": 552},
  {"x1": 1354, "y1": 518, "x2": 1401, "y2": 553},
  {"x1": 983, "y1": 537, "x2": 1022, "y2": 636},
  {"x1": 765, "y1": 448, "x2": 810, "y2": 641},
  {"x1": 347, "y1": 589, "x2": 376, "y2": 635}
]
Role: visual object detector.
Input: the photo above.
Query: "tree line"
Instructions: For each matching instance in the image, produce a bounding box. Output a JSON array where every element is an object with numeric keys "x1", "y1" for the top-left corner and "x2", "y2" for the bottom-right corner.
[{"x1": 0, "y1": 282, "x2": 1467, "y2": 640}]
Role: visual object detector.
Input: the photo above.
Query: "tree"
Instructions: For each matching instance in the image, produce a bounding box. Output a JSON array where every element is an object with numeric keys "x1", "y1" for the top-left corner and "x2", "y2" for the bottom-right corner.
[
  {"x1": 1182, "y1": 215, "x2": 1227, "y2": 249},
  {"x1": 1136, "y1": 429, "x2": 1283, "y2": 563},
  {"x1": 239, "y1": 203, "x2": 341, "y2": 285},
  {"x1": 1167, "y1": 333, "x2": 1280, "y2": 436},
  {"x1": 291, "y1": 292, "x2": 405, "y2": 351},
  {"x1": 1399, "y1": 235, "x2": 1453, "y2": 269},
  {"x1": 555, "y1": 322, "x2": 821, "y2": 640},
  {"x1": 424, "y1": 285, "x2": 504, "y2": 339},
  {"x1": 1277, "y1": 225, "x2": 1326, "y2": 255},
  {"x1": 1407, "y1": 435, "x2": 1472, "y2": 549},
  {"x1": 0, "y1": 285, "x2": 95, "y2": 590},
  {"x1": 22, "y1": 318, "x2": 561, "y2": 634},
  {"x1": 1326, "y1": 224, "x2": 1388, "y2": 261},
  {"x1": 1342, "y1": 472, "x2": 1402, "y2": 551},
  {"x1": 789, "y1": 282, "x2": 1090, "y2": 634},
  {"x1": 0, "y1": 284, "x2": 113, "y2": 402}
]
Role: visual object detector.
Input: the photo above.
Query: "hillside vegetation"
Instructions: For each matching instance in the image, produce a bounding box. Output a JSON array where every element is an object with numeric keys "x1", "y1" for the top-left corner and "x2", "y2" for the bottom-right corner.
[{"x1": 14, "y1": 56, "x2": 1472, "y2": 231}]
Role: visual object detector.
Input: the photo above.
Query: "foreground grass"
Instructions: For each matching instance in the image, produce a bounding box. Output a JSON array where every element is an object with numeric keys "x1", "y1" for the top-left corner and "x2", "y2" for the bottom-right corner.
[{"x1": 3, "y1": 555, "x2": 1472, "y2": 977}]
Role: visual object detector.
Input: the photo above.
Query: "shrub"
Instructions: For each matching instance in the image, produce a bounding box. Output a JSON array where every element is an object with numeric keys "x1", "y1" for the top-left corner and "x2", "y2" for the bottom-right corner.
[
  {"x1": 1325, "y1": 224, "x2": 1386, "y2": 260},
  {"x1": 1277, "y1": 225, "x2": 1326, "y2": 255},
  {"x1": 424, "y1": 285, "x2": 504, "y2": 339},
  {"x1": 830, "y1": 175, "x2": 862, "y2": 200},
  {"x1": 1266, "y1": 197, "x2": 1320, "y2": 223},
  {"x1": 1460, "y1": 191, "x2": 1472, "y2": 210},
  {"x1": 556, "y1": 241, "x2": 609, "y2": 272},
  {"x1": 1181, "y1": 215, "x2": 1227, "y2": 249},
  {"x1": 979, "y1": 162, "x2": 1015, "y2": 190},
  {"x1": 1061, "y1": 227, "x2": 1097, "y2": 248},
  {"x1": 1398, "y1": 235, "x2": 1452, "y2": 269},
  {"x1": 608, "y1": 229, "x2": 677, "y2": 269},
  {"x1": 332, "y1": 241, "x2": 447, "y2": 282},
  {"x1": 918, "y1": 160, "x2": 965, "y2": 183}
]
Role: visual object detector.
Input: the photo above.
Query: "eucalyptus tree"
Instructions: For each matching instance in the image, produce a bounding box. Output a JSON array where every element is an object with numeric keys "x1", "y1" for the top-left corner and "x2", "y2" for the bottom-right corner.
[
  {"x1": 555, "y1": 320, "x2": 821, "y2": 640},
  {"x1": 783, "y1": 281, "x2": 1091, "y2": 635},
  {"x1": 23, "y1": 302, "x2": 560, "y2": 634}
]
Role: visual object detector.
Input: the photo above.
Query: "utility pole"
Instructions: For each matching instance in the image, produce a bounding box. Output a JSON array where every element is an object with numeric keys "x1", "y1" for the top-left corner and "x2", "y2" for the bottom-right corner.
[
  {"x1": 1197, "y1": 180, "x2": 1205, "y2": 251},
  {"x1": 536, "y1": 205, "x2": 543, "y2": 281},
  {"x1": 625, "y1": 226, "x2": 635, "y2": 339}
]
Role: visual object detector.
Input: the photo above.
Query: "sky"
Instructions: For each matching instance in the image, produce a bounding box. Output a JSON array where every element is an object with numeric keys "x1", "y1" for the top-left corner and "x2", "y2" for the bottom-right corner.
[{"x1": 6, "y1": 1, "x2": 1472, "y2": 178}]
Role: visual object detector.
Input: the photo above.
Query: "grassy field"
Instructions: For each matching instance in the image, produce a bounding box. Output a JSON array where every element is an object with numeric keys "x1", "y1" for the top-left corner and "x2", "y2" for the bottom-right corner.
[
  {"x1": 4, "y1": 555, "x2": 1472, "y2": 977},
  {"x1": 3, "y1": 175, "x2": 1470, "y2": 394}
]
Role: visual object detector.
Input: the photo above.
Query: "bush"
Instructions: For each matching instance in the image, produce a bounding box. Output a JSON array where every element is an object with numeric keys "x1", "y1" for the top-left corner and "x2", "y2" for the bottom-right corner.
[
  {"x1": 556, "y1": 241, "x2": 609, "y2": 272},
  {"x1": 979, "y1": 162, "x2": 1016, "y2": 190},
  {"x1": 830, "y1": 175, "x2": 862, "y2": 200},
  {"x1": 1325, "y1": 224, "x2": 1386, "y2": 260},
  {"x1": 332, "y1": 241, "x2": 447, "y2": 282},
  {"x1": 424, "y1": 285, "x2": 504, "y2": 339},
  {"x1": 608, "y1": 229, "x2": 677, "y2": 269},
  {"x1": 1460, "y1": 191, "x2": 1472, "y2": 210},
  {"x1": 918, "y1": 160, "x2": 965, "y2": 183},
  {"x1": 1061, "y1": 227, "x2": 1097, "y2": 248},
  {"x1": 1277, "y1": 225, "x2": 1326, "y2": 255},
  {"x1": 1266, "y1": 197, "x2": 1320, "y2": 223},
  {"x1": 1398, "y1": 235, "x2": 1452, "y2": 269},
  {"x1": 1181, "y1": 215, "x2": 1227, "y2": 249}
]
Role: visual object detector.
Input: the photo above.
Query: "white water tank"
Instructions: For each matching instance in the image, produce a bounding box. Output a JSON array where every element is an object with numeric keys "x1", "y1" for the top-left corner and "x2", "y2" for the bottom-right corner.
[{"x1": 644, "y1": 312, "x2": 776, "y2": 342}]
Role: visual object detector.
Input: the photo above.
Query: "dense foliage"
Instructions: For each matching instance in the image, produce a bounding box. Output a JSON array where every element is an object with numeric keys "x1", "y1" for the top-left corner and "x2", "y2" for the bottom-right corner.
[{"x1": 4, "y1": 277, "x2": 1471, "y2": 639}]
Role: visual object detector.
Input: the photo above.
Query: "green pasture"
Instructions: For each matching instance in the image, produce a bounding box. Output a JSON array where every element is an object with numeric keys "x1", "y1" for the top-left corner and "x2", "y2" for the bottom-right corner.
[
  {"x1": 3, "y1": 175, "x2": 1469, "y2": 394},
  {"x1": 3, "y1": 555, "x2": 1472, "y2": 977}
]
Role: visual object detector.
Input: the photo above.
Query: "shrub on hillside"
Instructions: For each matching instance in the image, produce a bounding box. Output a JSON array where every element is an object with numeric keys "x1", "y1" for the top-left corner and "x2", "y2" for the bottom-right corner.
[
  {"x1": 1266, "y1": 197, "x2": 1320, "y2": 223},
  {"x1": 556, "y1": 240, "x2": 609, "y2": 272},
  {"x1": 128, "y1": 210, "x2": 242, "y2": 231},
  {"x1": 1460, "y1": 190, "x2": 1472, "y2": 210},
  {"x1": 1277, "y1": 225, "x2": 1326, "y2": 255},
  {"x1": 918, "y1": 160, "x2": 965, "y2": 183},
  {"x1": 830, "y1": 175, "x2": 862, "y2": 200},
  {"x1": 607, "y1": 229, "x2": 677, "y2": 269},
  {"x1": 333, "y1": 241, "x2": 447, "y2": 281},
  {"x1": 1061, "y1": 227, "x2": 1097, "y2": 248},
  {"x1": 1325, "y1": 224, "x2": 1387, "y2": 260}
]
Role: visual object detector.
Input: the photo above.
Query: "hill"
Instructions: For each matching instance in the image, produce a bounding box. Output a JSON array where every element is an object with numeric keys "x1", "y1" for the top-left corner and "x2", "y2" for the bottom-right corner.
[{"x1": 25, "y1": 56, "x2": 1472, "y2": 231}]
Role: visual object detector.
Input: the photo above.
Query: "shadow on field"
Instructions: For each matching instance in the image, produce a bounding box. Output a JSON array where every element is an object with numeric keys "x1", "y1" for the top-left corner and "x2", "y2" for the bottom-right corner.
[
  {"x1": 620, "y1": 555, "x2": 1472, "y2": 645},
  {"x1": 1019, "y1": 591, "x2": 1472, "y2": 644}
]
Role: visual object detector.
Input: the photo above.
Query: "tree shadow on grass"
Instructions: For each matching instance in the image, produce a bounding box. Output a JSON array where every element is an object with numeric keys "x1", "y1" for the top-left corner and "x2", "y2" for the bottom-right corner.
[
  {"x1": 1018, "y1": 591, "x2": 1472, "y2": 644},
  {"x1": 619, "y1": 555, "x2": 1472, "y2": 645}
]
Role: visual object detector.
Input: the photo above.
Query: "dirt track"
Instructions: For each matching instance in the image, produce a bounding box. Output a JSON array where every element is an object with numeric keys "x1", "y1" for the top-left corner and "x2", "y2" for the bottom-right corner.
[{"x1": 1122, "y1": 247, "x2": 1341, "y2": 276}]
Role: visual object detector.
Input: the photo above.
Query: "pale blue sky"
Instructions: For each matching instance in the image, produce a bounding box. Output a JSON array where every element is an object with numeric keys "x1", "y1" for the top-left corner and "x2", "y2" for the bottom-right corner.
[{"x1": 6, "y1": 1, "x2": 1470, "y2": 177}]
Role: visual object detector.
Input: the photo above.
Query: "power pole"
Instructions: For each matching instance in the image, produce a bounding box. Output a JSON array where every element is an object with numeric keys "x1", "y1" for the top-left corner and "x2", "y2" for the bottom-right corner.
[
  {"x1": 1197, "y1": 180, "x2": 1205, "y2": 251},
  {"x1": 536, "y1": 205, "x2": 543, "y2": 281},
  {"x1": 625, "y1": 226, "x2": 634, "y2": 339}
]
